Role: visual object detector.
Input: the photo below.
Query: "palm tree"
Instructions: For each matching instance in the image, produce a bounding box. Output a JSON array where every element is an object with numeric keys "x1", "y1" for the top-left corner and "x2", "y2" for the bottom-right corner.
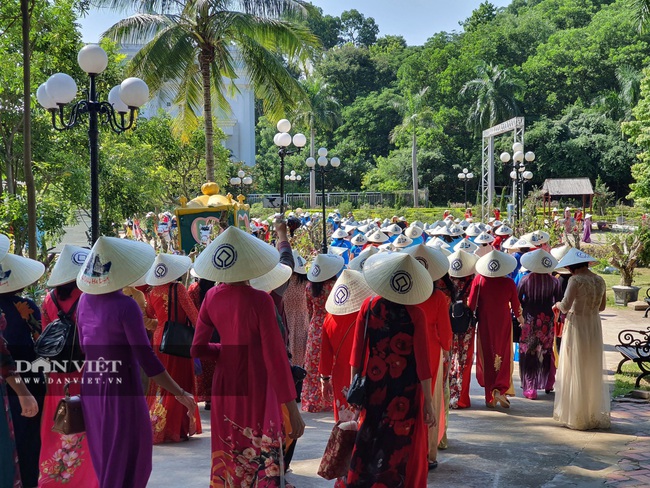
[
  {"x1": 99, "y1": 0, "x2": 319, "y2": 181},
  {"x1": 291, "y1": 77, "x2": 340, "y2": 206},
  {"x1": 460, "y1": 62, "x2": 520, "y2": 136},
  {"x1": 632, "y1": 0, "x2": 650, "y2": 32},
  {"x1": 617, "y1": 64, "x2": 643, "y2": 119},
  {"x1": 390, "y1": 87, "x2": 434, "y2": 208}
]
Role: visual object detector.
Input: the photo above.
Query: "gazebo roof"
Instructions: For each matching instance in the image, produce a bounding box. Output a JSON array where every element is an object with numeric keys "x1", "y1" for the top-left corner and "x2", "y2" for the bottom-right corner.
[{"x1": 542, "y1": 178, "x2": 593, "y2": 196}]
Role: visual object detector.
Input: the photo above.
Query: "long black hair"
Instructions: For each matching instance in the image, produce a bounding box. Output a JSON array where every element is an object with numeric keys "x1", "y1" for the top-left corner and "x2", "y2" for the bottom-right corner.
[
  {"x1": 311, "y1": 276, "x2": 336, "y2": 298},
  {"x1": 198, "y1": 278, "x2": 216, "y2": 304},
  {"x1": 56, "y1": 281, "x2": 78, "y2": 301}
]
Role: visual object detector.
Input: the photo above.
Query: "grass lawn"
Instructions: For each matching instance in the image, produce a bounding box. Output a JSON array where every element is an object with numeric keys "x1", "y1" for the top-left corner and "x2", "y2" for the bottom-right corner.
[
  {"x1": 597, "y1": 267, "x2": 650, "y2": 308},
  {"x1": 613, "y1": 362, "x2": 650, "y2": 397}
]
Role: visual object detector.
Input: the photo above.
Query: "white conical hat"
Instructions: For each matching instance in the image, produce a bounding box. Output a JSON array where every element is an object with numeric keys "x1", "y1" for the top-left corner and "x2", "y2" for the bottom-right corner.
[
  {"x1": 448, "y1": 249, "x2": 479, "y2": 278},
  {"x1": 405, "y1": 226, "x2": 423, "y2": 239},
  {"x1": 404, "y1": 244, "x2": 450, "y2": 282},
  {"x1": 145, "y1": 253, "x2": 192, "y2": 286},
  {"x1": 363, "y1": 252, "x2": 433, "y2": 305},
  {"x1": 426, "y1": 237, "x2": 450, "y2": 250},
  {"x1": 475, "y1": 250, "x2": 517, "y2": 278},
  {"x1": 495, "y1": 225, "x2": 513, "y2": 236},
  {"x1": 459, "y1": 220, "x2": 470, "y2": 229},
  {"x1": 47, "y1": 245, "x2": 90, "y2": 287},
  {"x1": 250, "y1": 263, "x2": 292, "y2": 293},
  {"x1": 464, "y1": 223, "x2": 481, "y2": 237},
  {"x1": 454, "y1": 238, "x2": 478, "y2": 253},
  {"x1": 531, "y1": 230, "x2": 550, "y2": 245},
  {"x1": 351, "y1": 233, "x2": 368, "y2": 246},
  {"x1": 492, "y1": 220, "x2": 503, "y2": 227},
  {"x1": 412, "y1": 220, "x2": 424, "y2": 229},
  {"x1": 501, "y1": 236, "x2": 521, "y2": 250},
  {"x1": 385, "y1": 224, "x2": 403, "y2": 235},
  {"x1": 77, "y1": 236, "x2": 155, "y2": 295},
  {"x1": 0, "y1": 253, "x2": 45, "y2": 294},
  {"x1": 331, "y1": 228, "x2": 349, "y2": 239},
  {"x1": 349, "y1": 246, "x2": 378, "y2": 271},
  {"x1": 514, "y1": 238, "x2": 533, "y2": 249},
  {"x1": 293, "y1": 250, "x2": 307, "y2": 274},
  {"x1": 0, "y1": 233, "x2": 9, "y2": 262},
  {"x1": 344, "y1": 224, "x2": 358, "y2": 234},
  {"x1": 520, "y1": 249, "x2": 558, "y2": 274},
  {"x1": 474, "y1": 231, "x2": 495, "y2": 244},
  {"x1": 328, "y1": 246, "x2": 349, "y2": 257},
  {"x1": 556, "y1": 247, "x2": 597, "y2": 270},
  {"x1": 357, "y1": 224, "x2": 371, "y2": 234},
  {"x1": 392, "y1": 234, "x2": 413, "y2": 248},
  {"x1": 325, "y1": 269, "x2": 374, "y2": 315},
  {"x1": 367, "y1": 230, "x2": 389, "y2": 243},
  {"x1": 550, "y1": 245, "x2": 572, "y2": 275},
  {"x1": 448, "y1": 225, "x2": 464, "y2": 237},
  {"x1": 130, "y1": 272, "x2": 149, "y2": 287},
  {"x1": 307, "y1": 253, "x2": 345, "y2": 283},
  {"x1": 193, "y1": 226, "x2": 279, "y2": 283}
]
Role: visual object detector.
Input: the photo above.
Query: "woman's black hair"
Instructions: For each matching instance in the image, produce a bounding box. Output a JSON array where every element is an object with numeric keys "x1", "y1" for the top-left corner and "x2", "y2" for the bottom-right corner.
[
  {"x1": 294, "y1": 272, "x2": 308, "y2": 284},
  {"x1": 56, "y1": 281, "x2": 78, "y2": 301},
  {"x1": 567, "y1": 262, "x2": 589, "y2": 272},
  {"x1": 437, "y1": 273, "x2": 457, "y2": 302},
  {"x1": 198, "y1": 278, "x2": 216, "y2": 304},
  {"x1": 311, "y1": 276, "x2": 336, "y2": 298}
]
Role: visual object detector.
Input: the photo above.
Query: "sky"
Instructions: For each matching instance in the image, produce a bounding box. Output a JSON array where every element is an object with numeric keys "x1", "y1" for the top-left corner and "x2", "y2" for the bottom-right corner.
[{"x1": 79, "y1": 0, "x2": 513, "y2": 47}]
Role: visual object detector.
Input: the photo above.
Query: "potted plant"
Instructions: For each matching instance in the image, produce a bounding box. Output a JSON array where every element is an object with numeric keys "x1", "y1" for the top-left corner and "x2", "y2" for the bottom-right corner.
[{"x1": 609, "y1": 232, "x2": 644, "y2": 305}]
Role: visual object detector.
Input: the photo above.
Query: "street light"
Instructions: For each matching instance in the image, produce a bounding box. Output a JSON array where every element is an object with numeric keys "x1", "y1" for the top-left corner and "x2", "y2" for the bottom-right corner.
[
  {"x1": 500, "y1": 143, "x2": 535, "y2": 223},
  {"x1": 274, "y1": 119, "x2": 306, "y2": 215},
  {"x1": 37, "y1": 44, "x2": 148, "y2": 244},
  {"x1": 457, "y1": 168, "x2": 474, "y2": 211},
  {"x1": 306, "y1": 148, "x2": 341, "y2": 254},
  {"x1": 230, "y1": 169, "x2": 253, "y2": 196}
]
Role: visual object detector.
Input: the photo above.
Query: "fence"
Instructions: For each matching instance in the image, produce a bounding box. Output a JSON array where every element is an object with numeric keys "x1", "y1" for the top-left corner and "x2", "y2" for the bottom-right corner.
[{"x1": 246, "y1": 189, "x2": 430, "y2": 208}]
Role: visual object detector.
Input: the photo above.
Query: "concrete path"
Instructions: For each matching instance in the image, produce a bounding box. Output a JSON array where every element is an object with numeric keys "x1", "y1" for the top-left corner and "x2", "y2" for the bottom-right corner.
[{"x1": 148, "y1": 307, "x2": 650, "y2": 487}]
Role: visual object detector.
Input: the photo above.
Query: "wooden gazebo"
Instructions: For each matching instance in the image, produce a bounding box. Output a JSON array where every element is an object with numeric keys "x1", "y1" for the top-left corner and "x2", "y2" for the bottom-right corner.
[{"x1": 542, "y1": 178, "x2": 594, "y2": 215}]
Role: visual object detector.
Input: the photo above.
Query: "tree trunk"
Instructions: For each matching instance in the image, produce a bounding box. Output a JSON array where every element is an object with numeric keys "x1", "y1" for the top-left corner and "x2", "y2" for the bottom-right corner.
[
  {"x1": 411, "y1": 129, "x2": 419, "y2": 208},
  {"x1": 22, "y1": 0, "x2": 37, "y2": 259},
  {"x1": 200, "y1": 53, "x2": 214, "y2": 182}
]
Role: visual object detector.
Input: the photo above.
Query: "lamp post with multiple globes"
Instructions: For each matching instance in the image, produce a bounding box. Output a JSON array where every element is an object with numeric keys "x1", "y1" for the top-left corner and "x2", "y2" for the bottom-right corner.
[
  {"x1": 273, "y1": 119, "x2": 306, "y2": 215},
  {"x1": 230, "y1": 170, "x2": 253, "y2": 196},
  {"x1": 457, "y1": 168, "x2": 474, "y2": 211},
  {"x1": 500, "y1": 143, "x2": 535, "y2": 222},
  {"x1": 36, "y1": 44, "x2": 149, "y2": 244},
  {"x1": 306, "y1": 148, "x2": 340, "y2": 254}
]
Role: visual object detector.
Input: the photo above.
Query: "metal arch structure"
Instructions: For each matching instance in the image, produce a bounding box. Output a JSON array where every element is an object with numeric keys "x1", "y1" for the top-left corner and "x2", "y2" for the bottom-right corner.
[{"x1": 481, "y1": 117, "x2": 525, "y2": 221}]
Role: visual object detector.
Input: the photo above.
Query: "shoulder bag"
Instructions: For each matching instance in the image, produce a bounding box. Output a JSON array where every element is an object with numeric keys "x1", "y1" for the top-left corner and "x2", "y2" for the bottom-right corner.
[
  {"x1": 449, "y1": 279, "x2": 473, "y2": 334},
  {"x1": 159, "y1": 283, "x2": 195, "y2": 358},
  {"x1": 34, "y1": 293, "x2": 83, "y2": 369},
  {"x1": 346, "y1": 297, "x2": 374, "y2": 408}
]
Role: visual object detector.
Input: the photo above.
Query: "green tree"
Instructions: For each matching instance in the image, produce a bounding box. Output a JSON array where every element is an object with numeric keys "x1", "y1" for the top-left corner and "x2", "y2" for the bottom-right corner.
[
  {"x1": 339, "y1": 9, "x2": 379, "y2": 47},
  {"x1": 461, "y1": 1, "x2": 498, "y2": 32},
  {"x1": 99, "y1": 0, "x2": 318, "y2": 182}
]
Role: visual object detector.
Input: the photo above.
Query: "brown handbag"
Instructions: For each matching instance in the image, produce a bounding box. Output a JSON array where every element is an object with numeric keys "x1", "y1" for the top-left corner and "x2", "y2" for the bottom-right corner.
[
  {"x1": 317, "y1": 420, "x2": 358, "y2": 480},
  {"x1": 52, "y1": 383, "x2": 85, "y2": 435}
]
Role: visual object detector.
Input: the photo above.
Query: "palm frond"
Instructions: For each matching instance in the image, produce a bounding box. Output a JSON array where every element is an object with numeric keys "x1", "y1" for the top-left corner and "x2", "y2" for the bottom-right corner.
[{"x1": 631, "y1": 0, "x2": 650, "y2": 32}]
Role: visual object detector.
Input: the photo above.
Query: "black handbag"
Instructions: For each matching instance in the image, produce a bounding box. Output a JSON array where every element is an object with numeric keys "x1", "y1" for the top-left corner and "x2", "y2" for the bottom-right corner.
[
  {"x1": 159, "y1": 283, "x2": 195, "y2": 358},
  {"x1": 52, "y1": 383, "x2": 85, "y2": 435},
  {"x1": 512, "y1": 314, "x2": 522, "y2": 343},
  {"x1": 346, "y1": 298, "x2": 374, "y2": 408},
  {"x1": 34, "y1": 293, "x2": 83, "y2": 370}
]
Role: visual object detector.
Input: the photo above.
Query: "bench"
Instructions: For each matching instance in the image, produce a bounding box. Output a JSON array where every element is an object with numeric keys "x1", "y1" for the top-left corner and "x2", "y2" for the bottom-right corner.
[
  {"x1": 615, "y1": 328, "x2": 650, "y2": 387},
  {"x1": 645, "y1": 288, "x2": 650, "y2": 318}
]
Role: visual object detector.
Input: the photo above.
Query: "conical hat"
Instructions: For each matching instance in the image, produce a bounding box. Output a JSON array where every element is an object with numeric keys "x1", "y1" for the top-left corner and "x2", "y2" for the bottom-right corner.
[
  {"x1": 47, "y1": 245, "x2": 90, "y2": 287},
  {"x1": 250, "y1": 263, "x2": 292, "y2": 293},
  {"x1": 386, "y1": 224, "x2": 403, "y2": 235},
  {"x1": 349, "y1": 246, "x2": 378, "y2": 271},
  {"x1": 520, "y1": 249, "x2": 558, "y2": 274},
  {"x1": 465, "y1": 223, "x2": 481, "y2": 237},
  {"x1": 0, "y1": 233, "x2": 9, "y2": 262},
  {"x1": 448, "y1": 225, "x2": 464, "y2": 237},
  {"x1": 357, "y1": 224, "x2": 371, "y2": 234},
  {"x1": 550, "y1": 245, "x2": 571, "y2": 274},
  {"x1": 145, "y1": 253, "x2": 192, "y2": 286},
  {"x1": 459, "y1": 220, "x2": 470, "y2": 229},
  {"x1": 343, "y1": 224, "x2": 358, "y2": 234},
  {"x1": 392, "y1": 234, "x2": 413, "y2": 248},
  {"x1": 492, "y1": 220, "x2": 503, "y2": 227},
  {"x1": 293, "y1": 250, "x2": 307, "y2": 274},
  {"x1": 412, "y1": 220, "x2": 424, "y2": 229},
  {"x1": 0, "y1": 253, "x2": 45, "y2": 294},
  {"x1": 514, "y1": 238, "x2": 533, "y2": 250},
  {"x1": 475, "y1": 250, "x2": 517, "y2": 278},
  {"x1": 405, "y1": 226, "x2": 423, "y2": 239},
  {"x1": 531, "y1": 230, "x2": 550, "y2": 245},
  {"x1": 328, "y1": 246, "x2": 349, "y2": 257},
  {"x1": 495, "y1": 225, "x2": 513, "y2": 236},
  {"x1": 325, "y1": 269, "x2": 374, "y2": 315},
  {"x1": 556, "y1": 248, "x2": 597, "y2": 270},
  {"x1": 193, "y1": 226, "x2": 279, "y2": 283},
  {"x1": 501, "y1": 236, "x2": 521, "y2": 250},
  {"x1": 307, "y1": 253, "x2": 345, "y2": 283},
  {"x1": 363, "y1": 252, "x2": 433, "y2": 306},
  {"x1": 331, "y1": 228, "x2": 349, "y2": 239},
  {"x1": 404, "y1": 244, "x2": 450, "y2": 282},
  {"x1": 454, "y1": 238, "x2": 478, "y2": 253},
  {"x1": 351, "y1": 233, "x2": 368, "y2": 246},
  {"x1": 367, "y1": 230, "x2": 389, "y2": 243},
  {"x1": 130, "y1": 272, "x2": 149, "y2": 287},
  {"x1": 448, "y1": 249, "x2": 479, "y2": 278},
  {"x1": 426, "y1": 237, "x2": 450, "y2": 250},
  {"x1": 474, "y1": 231, "x2": 495, "y2": 244},
  {"x1": 77, "y1": 237, "x2": 155, "y2": 295}
]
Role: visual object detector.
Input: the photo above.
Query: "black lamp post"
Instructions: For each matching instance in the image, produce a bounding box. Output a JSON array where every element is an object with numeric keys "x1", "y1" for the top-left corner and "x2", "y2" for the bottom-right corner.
[
  {"x1": 306, "y1": 148, "x2": 340, "y2": 254},
  {"x1": 230, "y1": 170, "x2": 253, "y2": 197},
  {"x1": 37, "y1": 44, "x2": 148, "y2": 244},
  {"x1": 500, "y1": 144, "x2": 536, "y2": 223},
  {"x1": 457, "y1": 168, "x2": 474, "y2": 211},
  {"x1": 273, "y1": 119, "x2": 306, "y2": 215}
]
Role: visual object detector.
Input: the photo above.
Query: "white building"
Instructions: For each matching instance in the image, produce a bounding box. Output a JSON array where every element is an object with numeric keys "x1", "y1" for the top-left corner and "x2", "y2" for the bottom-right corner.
[{"x1": 120, "y1": 44, "x2": 256, "y2": 165}]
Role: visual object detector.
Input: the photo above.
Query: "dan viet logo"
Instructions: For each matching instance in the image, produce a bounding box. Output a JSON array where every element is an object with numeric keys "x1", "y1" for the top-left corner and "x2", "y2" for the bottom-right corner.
[{"x1": 15, "y1": 357, "x2": 123, "y2": 376}]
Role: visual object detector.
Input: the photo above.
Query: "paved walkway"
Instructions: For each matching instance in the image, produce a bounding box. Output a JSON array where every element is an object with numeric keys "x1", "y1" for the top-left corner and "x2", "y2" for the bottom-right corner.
[{"x1": 148, "y1": 306, "x2": 650, "y2": 487}]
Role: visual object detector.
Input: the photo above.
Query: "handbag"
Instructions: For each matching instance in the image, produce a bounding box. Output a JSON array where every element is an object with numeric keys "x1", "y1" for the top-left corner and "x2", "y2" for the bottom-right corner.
[
  {"x1": 470, "y1": 281, "x2": 481, "y2": 329},
  {"x1": 449, "y1": 280, "x2": 473, "y2": 334},
  {"x1": 52, "y1": 383, "x2": 85, "y2": 435},
  {"x1": 317, "y1": 419, "x2": 358, "y2": 480},
  {"x1": 346, "y1": 298, "x2": 374, "y2": 408},
  {"x1": 159, "y1": 283, "x2": 195, "y2": 358},
  {"x1": 512, "y1": 314, "x2": 522, "y2": 343},
  {"x1": 34, "y1": 293, "x2": 83, "y2": 366}
]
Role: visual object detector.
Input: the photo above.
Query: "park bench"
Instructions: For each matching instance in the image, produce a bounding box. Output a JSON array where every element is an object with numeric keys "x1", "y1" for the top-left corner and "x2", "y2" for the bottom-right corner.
[
  {"x1": 644, "y1": 288, "x2": 650, "y2": 318},
  {"x1": 615, "y1": 327, "x2": 650, "y2": 387}
]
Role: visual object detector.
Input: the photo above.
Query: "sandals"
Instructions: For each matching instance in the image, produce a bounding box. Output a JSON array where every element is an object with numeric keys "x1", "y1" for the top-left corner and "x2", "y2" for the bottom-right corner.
[{"x1": 492, "y1": 389, "x2": 510, "y2": 408}]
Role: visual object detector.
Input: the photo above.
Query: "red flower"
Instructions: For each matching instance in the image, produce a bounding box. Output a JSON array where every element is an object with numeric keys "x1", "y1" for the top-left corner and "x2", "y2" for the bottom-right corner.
[
  {"x1": 386, "y1": 353, "x2": 407, "y2": 378},
  {"x1": 386, "y1": 396, "x2": 410, "y2": 421},
  {"x1": 367, "y1": 356, "x2": 388, "y2": 382},
  {"x1": 369, "y1": 386, "x2": 387, "y2": 405},
  {"x1": 393, "y1": 419, "x2": 415, "y2": 436},
  {"x1": 390, "y1": 333, "x2": 413, "y2": 356}
]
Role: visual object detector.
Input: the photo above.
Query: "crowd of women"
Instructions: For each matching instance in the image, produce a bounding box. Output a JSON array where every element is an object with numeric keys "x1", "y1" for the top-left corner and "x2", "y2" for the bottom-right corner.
[{"x1": 0, "y1": 209, "x2": 612, "y2": 488}]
